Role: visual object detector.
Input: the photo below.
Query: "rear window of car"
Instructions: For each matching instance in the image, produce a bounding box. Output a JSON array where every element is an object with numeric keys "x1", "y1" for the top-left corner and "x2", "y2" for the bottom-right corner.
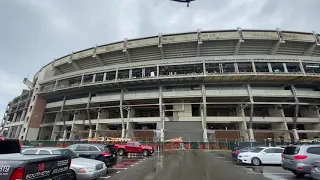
[
  {"x1": 283, "y1": 146, "x2": 300, "y2": 155},
  {"x1": 251, "y1": 147, "x2": 265, "y2": 153},
  {"x1": 104, "y1": 145, "x2": 116, "y2": 153},
  {"x1": 0, "y1": 139, "x2": 21, "y2": 154},
  {"x1": 306, "y1": 147, "x2": 320, "y2": 155}
]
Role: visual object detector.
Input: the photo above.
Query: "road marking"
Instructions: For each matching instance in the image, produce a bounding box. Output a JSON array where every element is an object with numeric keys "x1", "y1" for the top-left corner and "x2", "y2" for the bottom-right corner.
[
  {"x1": 223, "y1": 161, "x2": 231, "y2": 163},
  {"x1": 131, "y1": 165, "x2": 134, "y2": 166},
  {"x1": 217, "y1": 157, "x2": 225, "y2": 159},
  {"x1": 139, "y1": 161, "x2": 142, "y2": 162},
  {"x1": 246, "y1": 172, "x2": 292, "y2": 175},
  {"x1": 116, "y1": 171, "x2": 120, "y2": 174},
  {"x1": 109, "y1": 168, "x2": 128, "y2": 170},
  {"x1": 135, "y1": 163, "x2": 138, "y2": 164},
  {"x1": 100, "y1": 176, "x2": 111, "y2": 179}
]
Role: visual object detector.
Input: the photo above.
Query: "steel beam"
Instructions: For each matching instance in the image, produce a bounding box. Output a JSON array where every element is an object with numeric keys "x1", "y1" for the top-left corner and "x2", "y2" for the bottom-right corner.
[
  {"x1": 197, "y1": 29, "x2": 202, "y2": 57},
  {"x1": 290, "y1": 84, "x2": 299, "y2": 129},
  {"x1": 234, "y1": 27, "x2": 244, "y2": 55},
  {"x1": 86, "y1": 92, "x2": 93, "y2": 130},
  {"x1": 92, "y1": 45, "x2": 104, "y2": 66},
  {"x1": 123, "y1": 38, "x2": 132, "y2": 63},
  {"x1": 60, "y1": 96, "x2": 67, "y2": 131},
  {"x1": 246, "y1": 83, "x2": 254, "y2": 129},
  {"x1": 270, "y1": 28, "x2": 285, "y2": 55},
  {"x1": 69, "y1": 52, "x2": 81, "y2": 70},
  {"x1": 158, "y1": 33, "x2": 164, "y2": 59},
  {"x1": 120, "y1": 89, "x2": 125, "y2": 138},
  {"x1": 201, "y1": 84, "x2": 207, "y2": 129}
]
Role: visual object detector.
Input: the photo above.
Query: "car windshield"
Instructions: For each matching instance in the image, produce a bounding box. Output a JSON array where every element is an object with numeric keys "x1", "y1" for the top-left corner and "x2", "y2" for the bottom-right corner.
[
  {"x1": 250, "y1": 148, "x2": 265, "y2": 153},
  {"x1": 52, "y1": 149, "x2": 78, "y2": 159}
]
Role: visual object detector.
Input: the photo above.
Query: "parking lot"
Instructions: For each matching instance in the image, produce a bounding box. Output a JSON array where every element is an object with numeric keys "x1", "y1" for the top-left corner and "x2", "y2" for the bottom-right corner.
[{"x1": 209, "y1": 151, "x2": 314, "y2": 180}]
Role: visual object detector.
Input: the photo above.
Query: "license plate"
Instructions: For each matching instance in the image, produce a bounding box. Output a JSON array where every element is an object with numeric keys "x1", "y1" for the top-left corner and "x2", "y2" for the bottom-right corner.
[{"x1": 283, "y1": 159, "x2": 291, "y2": 163}]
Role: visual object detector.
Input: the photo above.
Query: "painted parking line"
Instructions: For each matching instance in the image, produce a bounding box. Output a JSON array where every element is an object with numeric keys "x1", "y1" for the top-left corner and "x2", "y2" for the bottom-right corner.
[
  {"x1": 99, "y1": 176, "x2": 111, "y2": 179},
  {"x1": 247, "y1": 172, "x2": 292, "y2": 175},
  {"x1": 116, "y1": 171, "x2": 121, "y2": 174},
  {"x1": 109, "y1": 168, "x2": 128, "y2": 170}
]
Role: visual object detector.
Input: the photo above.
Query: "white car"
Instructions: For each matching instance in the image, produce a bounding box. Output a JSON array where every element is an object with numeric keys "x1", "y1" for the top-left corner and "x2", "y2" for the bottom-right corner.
[{"x1": 237, "y1": 147, "x2": 284, "y2": 166}]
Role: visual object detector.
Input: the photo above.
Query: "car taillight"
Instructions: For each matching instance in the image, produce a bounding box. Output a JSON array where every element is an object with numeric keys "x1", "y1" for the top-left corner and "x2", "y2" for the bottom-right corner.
[
  {"x1": 293, "y1": 155, "x2": 307, "y2": 160},
  {"x1": 281, "y1": 153, "x2": 284, "y2": 158},
  {"x1": 235, "y1": 151, "x2": 240, "y2": 155},
  {"x1": 69, "y1": 160, "x2": 72, "y2": 168},
  {"x1": 10, "y1": 167, "x2": 25, "y2": 180},
  {"x1": 0, "y1": 137, "x2": 5, "y2": 140},
  {"x1": 102, "y1": 152, "x2": 112, "y2": 157}
]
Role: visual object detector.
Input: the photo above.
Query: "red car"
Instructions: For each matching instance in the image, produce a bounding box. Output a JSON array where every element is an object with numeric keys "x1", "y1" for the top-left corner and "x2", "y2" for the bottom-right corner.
[{"x1": 114, "y1": 141, "x2": 154, "y2": 157}]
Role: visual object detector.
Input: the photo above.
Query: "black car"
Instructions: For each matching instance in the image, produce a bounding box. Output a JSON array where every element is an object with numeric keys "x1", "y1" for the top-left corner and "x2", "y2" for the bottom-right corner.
[
  {"x1": 67, "y1": 143, "x2": 117, "y2": 167},
  {"x1": 231, "y1": 146, "x2": 257, "y2": 159}
]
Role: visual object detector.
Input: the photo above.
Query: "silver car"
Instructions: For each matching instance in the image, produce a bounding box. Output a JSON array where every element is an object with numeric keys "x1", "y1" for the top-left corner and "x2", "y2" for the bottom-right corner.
[
  {"x1": 22, "y1": 147, "x2": 108, "y2": 180},
  {"x1": 281, "y1": 144, "x2": 320, "y2": 177},
  {"x1": 311, "y1": 160, "x2": 320, "y2": 180}
]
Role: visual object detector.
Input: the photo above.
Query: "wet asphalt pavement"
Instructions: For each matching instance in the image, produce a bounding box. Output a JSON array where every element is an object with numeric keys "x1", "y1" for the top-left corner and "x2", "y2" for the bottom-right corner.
[{"x1": 102, "y1": 150, "x2": 269, "y2": 180}]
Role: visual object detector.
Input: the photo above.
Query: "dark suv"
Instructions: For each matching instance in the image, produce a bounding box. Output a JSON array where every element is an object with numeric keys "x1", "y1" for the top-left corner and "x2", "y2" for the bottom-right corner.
[
  {"x1": 67, "y1": 143, "x2": 117, "y2": 167},
  {"x1": 0, "y1": 137, "x2": 21, "y2": 154}
]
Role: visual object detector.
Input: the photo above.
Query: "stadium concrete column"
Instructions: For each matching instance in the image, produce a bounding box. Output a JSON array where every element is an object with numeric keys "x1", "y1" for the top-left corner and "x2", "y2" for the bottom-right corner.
[
  {"x1": 70, "y1": 111, "x2": 86, "y2": 140},
  {"x1": 269, "y1": 105, "x2": 290, "y2": 141},
  {"x1": 19, "y1": 110, "x2": 26, "y2": 122},
  {"x1": 120, "y1": 89, "x2": 125, "y2": 138},
  {"x1": 172, "y1": 100, "x2": 192, "y2": 121},
  {"x1": 201, "y1": 84, "x2": 208, "y2": 142},
  {"x1": 300, "y1": 106, "x2": 320, "y2": 138},
  {"x1": 51, "y1": 112, "x2": 62, "y2": 140},
  {"x1": 6, "y1": 126, "x2": 13, "y2": 138},
  {"x1": 95, "y1": 109, "x2": 109, "y2": 138},
  {"x1": 126, "y1": 107, "x2": 135, "y2": 139},
  {"x1": 14, "y1": 125, "x2": 22, "y2": 138},
  {"x1": 159, "y1": 85, "x2": 164, "y2": 141},
  {"x1": 236, "y1": 105, "x2": 249, "y2": 140},
  {"x1": 246, "y1": 83, "x2": 255, "y2": 141},
  {"x1": 12, "y1": 113, "x2": 17, "y2": 123}
]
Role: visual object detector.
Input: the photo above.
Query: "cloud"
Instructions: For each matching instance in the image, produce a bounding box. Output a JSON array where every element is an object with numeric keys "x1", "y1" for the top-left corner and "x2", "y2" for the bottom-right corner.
[{"x1": 0, "y1": 70, "x2": 26, "y2": 120}]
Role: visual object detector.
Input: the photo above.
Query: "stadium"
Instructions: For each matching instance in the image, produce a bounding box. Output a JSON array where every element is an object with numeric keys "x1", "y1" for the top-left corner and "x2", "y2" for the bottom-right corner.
[{"x1": 2, "y1": 28, "x2": 320, "y2": 142}]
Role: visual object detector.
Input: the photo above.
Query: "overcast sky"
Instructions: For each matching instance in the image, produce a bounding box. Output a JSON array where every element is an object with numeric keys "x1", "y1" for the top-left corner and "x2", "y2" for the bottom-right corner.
[{"x1": 0, "y1": 0, "x2": 320, "y2": 119}]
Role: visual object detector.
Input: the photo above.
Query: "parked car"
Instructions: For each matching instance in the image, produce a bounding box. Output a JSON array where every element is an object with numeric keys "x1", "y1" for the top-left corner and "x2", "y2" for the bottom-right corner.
[
  {"x1": 22, "y1": 147, "x2": 107, "y2": 180},
  {"x1": 231, "y1": 146, "x2": 257, "y2": 159},
  {"x1": 114, "y1": 141, "x2": 154, "y2": 157},
  {"x1": 67, "y1": 143, "x2": 117, "y2": 167},
  {"x1": 237, "y1": 147, "x2": 284, "y2": 166},
  {"x1": 311, "y1": 160, "x2": 320, "y2": 180},
  {"x1": 282, "y1": 144, "x2": 320, "y2": 177}
]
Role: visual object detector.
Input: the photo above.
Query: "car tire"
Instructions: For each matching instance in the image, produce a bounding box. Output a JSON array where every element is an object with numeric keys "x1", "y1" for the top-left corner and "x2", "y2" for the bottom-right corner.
[
  {"x1": 118, "y1": 149, "x2": 125, "y2": 156},
  {"x1": 293, "y1": 171, "x2": 305, "y2": 177},
  {"x1": 142, "y1": 150, "x2": 149, "y2": 157},
  {"x1": 251, "y1": 157, "x2": 261, "y2": 166},
  {"x1": 68, "y1": 170, "x2": 76, "y2": 180}
]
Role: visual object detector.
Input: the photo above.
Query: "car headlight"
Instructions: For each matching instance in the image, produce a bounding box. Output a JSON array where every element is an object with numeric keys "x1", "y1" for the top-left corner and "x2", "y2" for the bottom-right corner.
[{"x1": 79, "y1": 166, "x2": 95, "y2": 173}]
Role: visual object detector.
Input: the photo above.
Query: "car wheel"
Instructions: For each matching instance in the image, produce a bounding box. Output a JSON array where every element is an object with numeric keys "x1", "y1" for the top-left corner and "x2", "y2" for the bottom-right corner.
[
  {"x1": 118, "y1": 149, "x2": 124, "y2": 156},
  {"x1": 293, "y1": 171, "x2": 305, "y2": 177},
  {"x1": 142, "y1": 150, "x2": 149, "y2": 157},
  {"x1": 68, "y1": 170, "x2": 76, "y2": 180},
  {"x1": 251, "y1": 157, "x2": 261, "y2": 166}
]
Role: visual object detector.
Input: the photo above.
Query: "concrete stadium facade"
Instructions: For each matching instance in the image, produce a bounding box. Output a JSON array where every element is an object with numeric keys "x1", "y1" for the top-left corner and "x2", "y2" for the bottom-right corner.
[{"x1": 2, "y1": 28, "x2": 320, "y2": 142}]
